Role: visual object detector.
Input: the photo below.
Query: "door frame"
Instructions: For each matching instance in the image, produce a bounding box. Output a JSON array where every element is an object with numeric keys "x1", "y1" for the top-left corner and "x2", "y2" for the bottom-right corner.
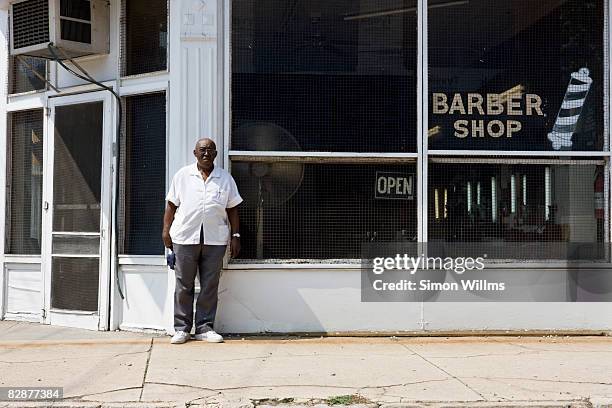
[{"x1": 42, "y1": 91, "x2": 113, "y2": 330}]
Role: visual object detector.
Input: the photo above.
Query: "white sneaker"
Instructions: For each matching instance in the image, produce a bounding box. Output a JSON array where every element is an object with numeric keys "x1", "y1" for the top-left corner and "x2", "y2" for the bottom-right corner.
[
  {"x1": 170, "y1": 331, "x2": 191, "y2": 344},
  {"x1": 194, "y1": 330, "x2": 224, "y2": 343}
]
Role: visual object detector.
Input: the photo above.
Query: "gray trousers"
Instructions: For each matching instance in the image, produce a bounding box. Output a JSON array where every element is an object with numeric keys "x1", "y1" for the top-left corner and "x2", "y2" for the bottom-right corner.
[{"x1": 173, "y1": 241, "x2": 227, "y2": 334}]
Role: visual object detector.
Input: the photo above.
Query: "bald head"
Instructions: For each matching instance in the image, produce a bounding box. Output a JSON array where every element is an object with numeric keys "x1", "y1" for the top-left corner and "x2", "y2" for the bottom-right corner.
[
  {"x1": 195, "y1": 138, "x2": 216, "y2": 150},
  {"x1": 193, "y1": 138, "x2": 217, "y2": 171}
]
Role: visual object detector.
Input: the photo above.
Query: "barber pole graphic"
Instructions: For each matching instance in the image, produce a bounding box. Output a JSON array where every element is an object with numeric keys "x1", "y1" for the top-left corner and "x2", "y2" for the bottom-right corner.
[{"x1": 548, "y1": 68, "x2": 593, "y2": 150}]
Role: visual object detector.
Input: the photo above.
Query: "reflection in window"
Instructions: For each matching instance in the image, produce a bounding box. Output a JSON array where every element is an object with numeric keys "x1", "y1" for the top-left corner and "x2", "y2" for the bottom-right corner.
[
  {"x1": 428, "y1": 162, "x2": 606, "y2": 245},
  {"x1": 10, "y1": 56, "x2": 46, "y2": 94},
  {"x1": 231, "y1": 0, "x2": 418, "y2": 152},
  {"x1": 428, "y1": 0, "x2": 604, "y2": 151},
  {"x1": 6, "y1": 110, "x2": 44, "y2": 255},
  {"x1": 123, "y1": 0, "x2": 168, "y2": 76},
  {"x1": 120, "y1": 93, "x2": 166, "y2": 255},
  {"x1": 232, "y1": 163, "x2": 417, "y2": 261}
]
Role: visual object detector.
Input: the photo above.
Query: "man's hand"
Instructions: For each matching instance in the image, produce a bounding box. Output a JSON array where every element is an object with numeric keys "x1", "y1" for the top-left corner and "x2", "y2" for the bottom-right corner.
[
  {"x1": 162, "y1": 230, "x2": 173, "y2": 250},
  {"x1": 230, "y1": 236, "x2": 241, "y2": 258},
  {"x1": 163, "y1": 202, "x2": 177, "y2": 250}
]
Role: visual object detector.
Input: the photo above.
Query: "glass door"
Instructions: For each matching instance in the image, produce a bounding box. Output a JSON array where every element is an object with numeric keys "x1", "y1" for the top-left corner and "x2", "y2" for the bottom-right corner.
[{"x1": 43, "y1": 92, "x2": 112, "y2": 330}]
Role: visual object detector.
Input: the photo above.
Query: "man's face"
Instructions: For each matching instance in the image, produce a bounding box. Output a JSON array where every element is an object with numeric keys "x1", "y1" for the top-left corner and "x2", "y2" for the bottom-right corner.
[{"x1": 194, "y1": 139, "x2": 217, "y2": 168}]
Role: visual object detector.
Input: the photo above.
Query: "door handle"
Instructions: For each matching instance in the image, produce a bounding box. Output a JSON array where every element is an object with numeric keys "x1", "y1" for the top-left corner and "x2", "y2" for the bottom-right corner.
[{"x1": 43, "y1": 201, "x2": 49, "y2": 211}]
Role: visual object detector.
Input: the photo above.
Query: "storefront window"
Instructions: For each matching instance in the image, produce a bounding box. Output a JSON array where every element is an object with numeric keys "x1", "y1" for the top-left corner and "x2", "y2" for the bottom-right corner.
[
  {"x1": 233, "y1": 163, "x2": 417, "y2": 261},
  {"x1": 232, "y1": 0, "x2": 417, "y2": 152},
  {"x1": 428, "y1": 161, "x2": 606, "y2": 246},
  {"x1": 428, "y1": 0, "x2": 605, "y2": 151},
  {"x1": 230, "y1": 0, "x2": 609, "y2": 264}
]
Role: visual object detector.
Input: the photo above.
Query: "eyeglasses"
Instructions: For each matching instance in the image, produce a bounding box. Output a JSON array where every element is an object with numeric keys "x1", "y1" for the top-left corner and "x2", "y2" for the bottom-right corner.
[{"x1": 198, "y1": 148, "x2": 216, "y2": 154}]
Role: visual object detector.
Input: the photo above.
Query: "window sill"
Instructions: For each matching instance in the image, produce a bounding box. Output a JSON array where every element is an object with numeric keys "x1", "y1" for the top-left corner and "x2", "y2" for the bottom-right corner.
[
  {"x1": 118, "y1": 255, "x2": 165, "y2": 266},
  {"x1": 226, "y1": 260, "x2": 612, "y2": 270}
]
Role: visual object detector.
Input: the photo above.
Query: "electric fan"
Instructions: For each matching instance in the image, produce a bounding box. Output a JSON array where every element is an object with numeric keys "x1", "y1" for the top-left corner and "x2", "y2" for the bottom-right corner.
[{"x1": 232, "y1": 122, "x2": 304, "y2": 258}]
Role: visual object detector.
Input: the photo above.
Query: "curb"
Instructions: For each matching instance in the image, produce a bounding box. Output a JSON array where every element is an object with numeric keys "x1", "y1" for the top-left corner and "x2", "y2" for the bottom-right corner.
[{"x1": 0, "y1": 400, "x2": 606, "y2": 408}]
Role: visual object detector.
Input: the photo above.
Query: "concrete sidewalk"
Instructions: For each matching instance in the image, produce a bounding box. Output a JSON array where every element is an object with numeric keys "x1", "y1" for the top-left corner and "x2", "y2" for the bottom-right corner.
[{"x1": 0, "y1": 321, "x2": 611, "y2": 408}]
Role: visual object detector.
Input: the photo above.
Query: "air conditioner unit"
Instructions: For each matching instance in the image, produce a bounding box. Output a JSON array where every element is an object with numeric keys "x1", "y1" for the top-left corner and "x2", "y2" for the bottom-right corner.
[{"x1": 10, "y1": 0, "x2": 110, "y2": 59}]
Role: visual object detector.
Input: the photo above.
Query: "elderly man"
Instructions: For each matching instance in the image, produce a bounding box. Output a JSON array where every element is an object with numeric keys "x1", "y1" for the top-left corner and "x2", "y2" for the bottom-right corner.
[{"x1": 163, "y1": 138, "x2": 242, "y2": 344}]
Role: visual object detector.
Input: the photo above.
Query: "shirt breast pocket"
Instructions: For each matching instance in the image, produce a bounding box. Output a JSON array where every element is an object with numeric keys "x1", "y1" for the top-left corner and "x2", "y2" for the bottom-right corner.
[{"x1": 209, "y1": 186, "x2": 228, "y2": 206}]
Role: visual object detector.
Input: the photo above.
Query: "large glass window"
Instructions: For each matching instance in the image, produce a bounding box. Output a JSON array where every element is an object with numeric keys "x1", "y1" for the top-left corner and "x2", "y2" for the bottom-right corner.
[
  {"x1": 428, "y1": 0, "x2": 605, "y2": 152},
  {"x1": 5, "y1": 110, "x2": 44, "y2": 255},
  {"x1": 231, "y1": 0, "x2": 419, "y2": 262},
  {"x1": 428, "y1": 161, "x2": 606, "y2": 245},
  {"x1": 230, "y1": 0, "x2": 610, "y2": 264},
  {"x1": 232, "y1": 0, "x2": 417, "y2": 153},
  {"x1": 426, "y1": 0, "x2": 609, "y2": 260},
  {"x1": 119, "y1": 93, "x2": 167, "y2": 255},
  {"x1": 233, "y1": 163, "x2": 417, "y2": 261},
  {"x1": 122, "y1": 0, "x2": 168, "y2": 76}
]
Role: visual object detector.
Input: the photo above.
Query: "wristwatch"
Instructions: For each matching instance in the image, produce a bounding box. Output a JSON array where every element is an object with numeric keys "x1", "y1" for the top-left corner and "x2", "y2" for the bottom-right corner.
[{"x1": 232, "y1": 233, "x2": 241, "y2": 239}]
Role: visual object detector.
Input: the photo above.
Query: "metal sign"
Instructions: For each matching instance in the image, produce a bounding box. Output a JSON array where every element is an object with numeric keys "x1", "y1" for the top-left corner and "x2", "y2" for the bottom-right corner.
[{"x1": 375, "y1": 172, "x2": 414, "y2": 200}]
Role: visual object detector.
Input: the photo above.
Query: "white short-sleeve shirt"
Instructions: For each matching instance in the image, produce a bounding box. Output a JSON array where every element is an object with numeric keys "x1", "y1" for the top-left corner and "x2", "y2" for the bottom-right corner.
[{"x1": 166, "y1": 163, "x2": 243, "y2": 245}]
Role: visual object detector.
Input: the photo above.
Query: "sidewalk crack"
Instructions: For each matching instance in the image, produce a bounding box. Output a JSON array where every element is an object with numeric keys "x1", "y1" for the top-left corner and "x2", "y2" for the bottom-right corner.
[
  {"x1": 398, "y1": 342, "x2": 486, "y2": 400},
  {"x1": 138, "y1": 337, "x2": 154, "y2": 402}
]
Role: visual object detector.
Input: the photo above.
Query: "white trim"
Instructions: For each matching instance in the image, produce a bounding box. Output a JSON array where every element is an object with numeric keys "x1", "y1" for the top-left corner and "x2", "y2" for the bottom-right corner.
[
  {"x1": 429, "y1": 150, "x2": 612, "y2": 157},
  {"x1": 223, "y1": 0, "x2": 231, "y2": 171},
  {"x1": 118, "y1": 256, "x2": 165, "y2": 266},
  {"x1": 226, "y1": 262, "x2": 362, "y2": 270},
  {"x1": 222, "y1": 0, "x2": 231, "y2": 270},
  {"x1": 52, "y1": 232, "x2": 101, "y2": 236},
  {"x1": 430, "y1": 157, "x2": 606, "y2": 165},
  {"x1": 0, "y1": 9, "x2": 8, "y2": 320},
  {"x1": 6, "y1": 95, "x2": 45, "y2": 112},
  {"x1": 3, "y1": 256, "x2": 42, "y2": 264},
  {"x1": 119, "y1": 76, "x2": 169, "y2": 97},
  {"x1": 3, "y1": 312, "x2": 41, "y2": 323},
  {"x1": 229, "y1": 150, "x2": 418, "y2": 158},
  {"x1": 419, "y1": 0, "x2": 428, "y2": 244},
  {"x1": 226, "y1": 261, "x2": 612, "y2": 270},
  {"x1": 51, "y1": 254, "x2": 101, "y2": 258}
]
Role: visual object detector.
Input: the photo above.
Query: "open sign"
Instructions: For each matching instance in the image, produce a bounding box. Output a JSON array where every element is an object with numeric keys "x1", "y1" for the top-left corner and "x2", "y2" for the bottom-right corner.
[{"x1": 375, "y1": 172, "x2": 414, "y2": 200}]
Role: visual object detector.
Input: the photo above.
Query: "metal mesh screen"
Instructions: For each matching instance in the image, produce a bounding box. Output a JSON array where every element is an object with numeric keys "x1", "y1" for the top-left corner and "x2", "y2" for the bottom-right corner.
[
  {"x1": 51, "y1": 257, "x2": 99, "y2": 311},
  {"x1": 232, "y1": 162, "x2": 417, "y2": 261},
  {"x1": 428, "y1": 161, "x2": 606, "y2": 245},
  {"x1": 5, "y1": 110, "x2": 44, "y2": 255},
  {"x1": 428, "y1": 0, "x2": 605, "y2": 151},
  {"x1": 231, "y1": 0, "x2": 417, "y2": 153},
  {"x1": 11, "y1": 0, "x2": 50, "y2": 50},
  {"x1": 53, "y1": 103, "x2": 103, "y2": 233},
  {"x1": 122, "y1": 0, "x2": 168, "y2": 76},
  {"x1": 119, "y1": 92, "x2": 166, "y2": 255},
  {"x1": 9, "y1": 56, "x2": 46, "y2": 94}
]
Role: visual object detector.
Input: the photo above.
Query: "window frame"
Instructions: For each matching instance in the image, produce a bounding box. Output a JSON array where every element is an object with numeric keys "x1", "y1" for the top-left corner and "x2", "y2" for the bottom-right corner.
[
  {"x1": 4, "y1": 109, "x2": 45, "y2": 256},
  {"x1": 224, "y1": 0, "x2": 612, "y2": 268},
  {"x1": 119, "y1": 0, "x2": 170, "y2": 79},
  {"x1": 8, "y1": 56, "x2": 48, "y2": 96},
  {"x1": 118, "y1": 90, "x2": 168, "y2": 256}
]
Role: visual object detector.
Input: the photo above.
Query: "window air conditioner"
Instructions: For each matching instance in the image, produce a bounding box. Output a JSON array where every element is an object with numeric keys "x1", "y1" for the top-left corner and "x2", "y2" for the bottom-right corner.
[{"x1": 10, "y1": 0, "x2": 109, "y2": 59}]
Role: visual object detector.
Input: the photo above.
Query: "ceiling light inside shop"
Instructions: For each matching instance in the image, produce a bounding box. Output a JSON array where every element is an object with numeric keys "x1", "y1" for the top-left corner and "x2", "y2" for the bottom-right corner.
[{"x1": 343, "y1": 0, "x2": 469, "y2": 21}]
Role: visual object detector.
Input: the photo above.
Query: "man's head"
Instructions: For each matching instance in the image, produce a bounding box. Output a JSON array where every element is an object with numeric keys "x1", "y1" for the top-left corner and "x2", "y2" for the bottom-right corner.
[{"x1": 193, "y1": 138, "x2": 217, "y2": 170}]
